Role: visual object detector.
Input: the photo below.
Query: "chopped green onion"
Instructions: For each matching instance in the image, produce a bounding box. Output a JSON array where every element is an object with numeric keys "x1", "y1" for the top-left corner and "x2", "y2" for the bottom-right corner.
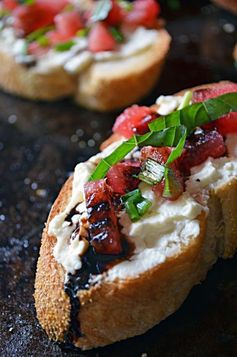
[
  {"x1": 122, "y1": 189, "x2": 152, "y2": 222},
  {"x1": 136, "y1": 199, "x2": 152, "y2": 216},
  {"x1": 55, "y1": 40, "x2": 76, "y2": 52},
  {"x1": 163, "y1": 167, "x2": 172, "y2": 198},
  {"x1": 91, "y1": 0, "x2": 112, "y2": 22},
  {"x1": 89, "y1": 92, "x2": 237, "y2": 182},
  {"x1": 125, "y1": 200, "x2": 140, "y2": 222},
  {"x1": 110, "y1": 27, "x2": 124, "y2": 43},
  {"x1": 89, "y1": 126, "x2": 185, "y2": 181},
  {"x1": 139, "y1": 159, "x2": 165, "y2": 185},
  {"x1": 178, "y1": 90, "x2": 193, "y2": 110},
  {"x1": 77, "y1": 28, "x2": 90, "y2": 38},
  {"x1": 122, "y1": 189, "x2": 141, "y2": 203}
]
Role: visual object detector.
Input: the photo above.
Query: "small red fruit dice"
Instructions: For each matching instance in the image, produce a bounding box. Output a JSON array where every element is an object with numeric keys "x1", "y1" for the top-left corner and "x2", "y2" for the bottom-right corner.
[
  {"x1": 113, "y1": 105, "x2": 156, "y2": 138},
  {"x1": 124, "y1": 0, "x2": 160, "y2": 27},
  {"x1": 193, "y1": 82, "x2": 237, "y2": 136},
  {"x1": 180, "y1": 129, "x2": 226, "y2": 174},
  {"x1": 84, "y1": 180, "x2": 122, "y2": 255},
  {"x1": 88, "y1": 22, "x2": 116, "y2": 53},
  {"x1": 106, "y1": 160, "x2": 141, "y2": 195}
]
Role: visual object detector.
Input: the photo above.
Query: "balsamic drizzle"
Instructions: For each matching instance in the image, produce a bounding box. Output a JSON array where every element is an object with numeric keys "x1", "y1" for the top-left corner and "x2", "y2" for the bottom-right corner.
[{"x1": 63, "y1": 238, "x2": 132, "y2": 344}]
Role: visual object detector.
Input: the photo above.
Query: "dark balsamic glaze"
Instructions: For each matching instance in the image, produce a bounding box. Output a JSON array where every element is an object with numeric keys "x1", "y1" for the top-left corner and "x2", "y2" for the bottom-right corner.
[
  {"x1": 65, "y1": 207, "x2": 79, "y2": 224},
  {"x1": 63, "y1": 231, "x2": 134, "y2": 344}
]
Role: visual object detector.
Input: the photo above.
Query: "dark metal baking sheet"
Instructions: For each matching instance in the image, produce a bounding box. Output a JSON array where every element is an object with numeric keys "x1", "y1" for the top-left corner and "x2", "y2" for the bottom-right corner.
[{"x1": 0, "y1": 2, "x2": 237, "y2": 356}]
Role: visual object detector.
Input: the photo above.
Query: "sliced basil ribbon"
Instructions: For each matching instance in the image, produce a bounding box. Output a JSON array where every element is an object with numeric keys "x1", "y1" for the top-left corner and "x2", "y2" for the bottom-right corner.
[
  {"x1": 89, "y1": 92, "x2": 237, "y2": 181},
  {"x1": 149, "y1": 92, "x2": 237, "y2": 134}
]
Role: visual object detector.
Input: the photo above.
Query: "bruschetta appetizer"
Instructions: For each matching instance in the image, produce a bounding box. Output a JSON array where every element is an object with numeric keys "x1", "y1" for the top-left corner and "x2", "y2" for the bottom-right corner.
[
  {"x1": 35, "y1": 81, "x2": 237, "y2": 350},
  {"x1": 0, "y1": 0, "x2": 170, "y2": 111}
]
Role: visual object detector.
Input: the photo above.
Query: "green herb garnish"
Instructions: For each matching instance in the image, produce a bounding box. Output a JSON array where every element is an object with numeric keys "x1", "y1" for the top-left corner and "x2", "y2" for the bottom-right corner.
[
  {"x1": 122, "y1": 189, "x2": 151, "y2": 222},
  {"x1": 26, "y1": 26, "x2": 53, "y2": 43},
  {"x1": 91, "y1": 0, "x2": 112, "y2": 22},
  {"x1": 37, "y1": 35, "x2": 49, "y2": 47},
  {"x1": 55, "y1": 40, "x2": 76, "y2": 52},
  {"x1": 118, "y1": 0, "x2": 133, "y2": 11},
  {"x1": 110, "y1": 27, "x2": 124, "y2": 43},
  {"x1": 89, "y1": 92, "x2": 237, "y2": 188},
  {"x1": 149, "y1": 92, "x2": 237, "y2": 134},
  {"x1": 19, "y1": 0, "x2": 35, "y2": 5},
  {"x1": 77, "y1": 28, "x2": 90, "y2": 38},
  {"x1": 89, "y1": 126, "x2": 186, "y2": 181},
  {"x1": 178, "y1": 90, "x2": 193, "y2": 110},
  {"x1": 0, "y1": 9, "x2": 10, "y2": 18},
  {"x1": 139, "y1": 159, "x2": 165, "y2": 185}
]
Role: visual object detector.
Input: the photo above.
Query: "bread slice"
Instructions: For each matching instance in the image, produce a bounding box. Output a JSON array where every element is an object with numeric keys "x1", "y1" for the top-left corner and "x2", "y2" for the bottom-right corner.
[
  {"x1": 0, "y1": 28, "x2": 170, "y2": 111},
  {"x1": 34, "y1": 83, "x2": 237, "y2": 350}
]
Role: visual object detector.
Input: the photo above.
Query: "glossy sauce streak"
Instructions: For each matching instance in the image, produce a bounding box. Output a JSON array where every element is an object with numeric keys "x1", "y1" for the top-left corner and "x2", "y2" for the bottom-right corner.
[{"x1": 63, "y1": 207, "x2": 133, "y2": 344}]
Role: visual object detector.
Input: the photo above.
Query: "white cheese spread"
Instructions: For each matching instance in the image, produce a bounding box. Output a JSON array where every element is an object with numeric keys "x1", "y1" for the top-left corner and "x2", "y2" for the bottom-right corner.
[
  {"x1": 48, "y1": 133, "x2": 237, "y2": 280},
  {"x1": 156, "y1": 95, "x2": 184, "y2": 115},
  {"x1": 48, "y1": 140, "x2": 123, "y2": 274},
  {"x1": 0, "y1": 25, "x2": 159, "y2": 74}
]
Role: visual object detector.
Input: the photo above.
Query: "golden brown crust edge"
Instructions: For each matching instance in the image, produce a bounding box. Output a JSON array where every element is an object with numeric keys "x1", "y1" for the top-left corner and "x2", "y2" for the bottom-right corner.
[
  {"x1": 35, "y1": 81, "x2": 237, "y2": 350},
  {"x1": 75, "y1": 29, "x2": 171, "y2": 111},
  {"x1": 0, "y1": 51, "x2": 76, "y2": 101},
  {"x1": 0, "y1": 29, "x2": 170, "y2": 111}
]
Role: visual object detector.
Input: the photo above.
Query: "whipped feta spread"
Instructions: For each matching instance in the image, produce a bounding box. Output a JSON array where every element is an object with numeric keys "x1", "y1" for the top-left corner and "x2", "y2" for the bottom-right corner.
[
  {"x1": 156, "y1": 95, "x2": 184, "y2": 115},
  {"x1": 48, "y1": 140, "x2": 122, "y2": 274},
  {"x1": 0, "y1": 26, "x2": 159, "y2": 74},
  {"x1": 48, "y1": 130, "x2": 237, "y2": 282}
]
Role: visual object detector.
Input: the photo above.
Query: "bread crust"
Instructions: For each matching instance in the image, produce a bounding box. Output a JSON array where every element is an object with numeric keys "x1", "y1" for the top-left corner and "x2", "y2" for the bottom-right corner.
[
  {"x1": 0, "y1": 29, "x2": 170, "y2": 111},
  {"x1": 0, "y1": 50, "x2": 76, "y2": 101},
  {"x1": 34, "y1": 82, "x2": 237, "y2": 350},
  {"x1": 75, "y1": 29, "x2": 171, "y2": 111}
]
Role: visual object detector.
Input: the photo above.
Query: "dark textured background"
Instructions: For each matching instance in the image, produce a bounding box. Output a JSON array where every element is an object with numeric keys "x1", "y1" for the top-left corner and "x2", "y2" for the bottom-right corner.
[{"x1": 0, "y1": 2, "x2": 237, "y2": 356}]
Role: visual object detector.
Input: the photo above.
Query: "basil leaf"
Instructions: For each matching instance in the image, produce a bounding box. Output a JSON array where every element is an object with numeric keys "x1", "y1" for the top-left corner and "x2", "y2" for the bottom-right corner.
[
  {"x1": 110, "y1": 27, "x2": 124, "y2": 43},
  {"x1": 89, "y1": 126, "x2": 185, "y2": 181},
  {"x1": 55, "y1": 40, "x2": 75, "y2": 52},
  {"x1": 91, "y1": 0, "x2": 112, "y2": 22},
  {"x1": 89, "y1": 136, "x2": 137, "y2": 181},
  {"x1": 166, "y1": 126, "x2": 187, "y2": 165},
  {"x1": 149, "y1": 92, "x2": 237, "y2": 134},
  {"x1": 90, "y1": 92, "x2": 237, "y2": 181},
  {"x1": 26, "y1": 26, "x2": 52, "y2": 43}
]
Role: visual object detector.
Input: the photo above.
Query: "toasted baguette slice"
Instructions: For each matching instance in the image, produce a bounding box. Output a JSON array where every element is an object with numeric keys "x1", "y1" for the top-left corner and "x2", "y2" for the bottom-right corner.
[
  {"x1": 0, "y1": 28, "x2": 170, "y2": 111},
  {"x1": 34, "y1": 83, "x2": 237, "y2": 350}
]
